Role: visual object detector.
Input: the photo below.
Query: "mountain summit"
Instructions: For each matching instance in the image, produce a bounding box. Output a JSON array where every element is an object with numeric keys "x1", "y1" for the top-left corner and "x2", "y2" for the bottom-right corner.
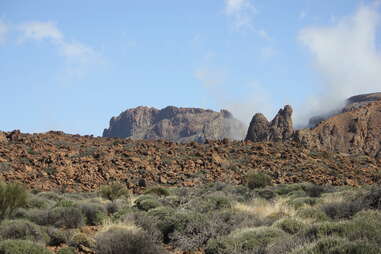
[{"x1": 103, "y1": 106, "x2": 246, "y2": 143}]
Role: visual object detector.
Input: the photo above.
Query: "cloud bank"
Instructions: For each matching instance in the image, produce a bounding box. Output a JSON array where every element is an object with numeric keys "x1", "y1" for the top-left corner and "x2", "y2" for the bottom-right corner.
[
  {"x1": 296, "y1": 3, "x2": 381, "y2": 126},
  {"x1": 19, "y1": 21, "x2": 98, "y2": 64}
]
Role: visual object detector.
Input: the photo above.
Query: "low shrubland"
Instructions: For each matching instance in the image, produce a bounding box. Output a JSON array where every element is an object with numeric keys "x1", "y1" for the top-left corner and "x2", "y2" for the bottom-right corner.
[{"x1": 0, "y1": 179, "x2": 379, "y2": 253}]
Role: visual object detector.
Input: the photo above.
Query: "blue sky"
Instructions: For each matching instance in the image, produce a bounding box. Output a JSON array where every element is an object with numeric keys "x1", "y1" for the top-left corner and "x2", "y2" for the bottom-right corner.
[{"x1": 1, "y1": 0, "x2": 380, "y2": 135}]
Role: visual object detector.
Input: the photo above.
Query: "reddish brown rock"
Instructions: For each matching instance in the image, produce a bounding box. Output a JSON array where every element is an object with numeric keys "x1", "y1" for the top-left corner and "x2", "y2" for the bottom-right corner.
[
  {"x1": 0, "y1": 130, "x2": 379, "y2": 192},
  {"x1": 0, "y1": 132, "x2": 7, "y2": 143},
  {"x1": 295, "y1": 100, "x2": 381, "y2": 157}
]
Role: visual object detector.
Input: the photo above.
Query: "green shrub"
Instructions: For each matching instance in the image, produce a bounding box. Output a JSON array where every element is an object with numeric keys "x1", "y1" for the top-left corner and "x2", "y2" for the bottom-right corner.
[
  {"x1": 274, "y1": 184, "x2": 304, "y2": 196},
  {"x1": 95, "y1": 227, "x2": 167, "y2": 254},
  {"x1": 136, "y1": 198, "x2": 161, "y2": 212},
  {"x1": 170, "y1": 212, "x2": 212, "y2": 251},
  {"x1": 264, "y1": 211, "x2": 288, "y2": 226},
  {"x1": 0, "y1": 239, "x2": 53, "y2": 254},
  {"x1": 359, "y1": 187, "x2": 381, "y2": 210},
  {"x1": 0, "y1": 182, "x2": 27, "y2": 219},
  {"x1": 147, "y1": 207, "x2": 175, "y2": 219},
  {"x1": 288, "y1": 197, "x2": 318, "y2": 209},
  {"x1": 105, "y1": 202, "x2": 118, "y2": 215},
  {"x1": 321, "y1": 200, "x2": 362, "y2": 219},
  {"x1": 46, "y1": 227, "x2": 72, "y2": 246},
  {"x1": 344, "y1": 210, "x2": 381, "y2": 244},
  {"x1": 206, "y1": 227, "x2": 288, "y2": 253},
  {"x1": 99, "y1": 182, "x2": 129, "y2": 201},
  {"x1": 57, "y1": 247, "x2": 76, "y2": 254},
  {"x1": 78, "y1": 202, "x2": 107, "y2": 225},
  {"x1": 0, "y1": 220, "x2": 48, "y2": 243},
  {"x1": 37, "y1": 192, "x2": 63, "y2": 202},
  {"x1": 302, "y1": 183, "x2": 326, "y2": 198},
  {"x1": 144, "y1": 187, "x2": 171, "y2": 197},
  {"x1": 186, "y1": 194, "x2": 232, "y2": 213},
  {"x1": 54, "y1": 200, "x2": 76, "y2": 208},
  {"x1": 25, "y1": 195, "x2": 51, "y2": 209},
  {"x1": 28, "y1": 207, "x2": 85, "y2": 228},
  {"x1": 296, "y1": 207, "x2": 329, "y2": 222},
  {"x1": 299, "y1": 221, "x2": 348, "y2": 240},
  {"x1": 257, "y1": 189, "x2": 276, "y2": 200},
  {"x1": 69, "y1": 233, "x2": 95, "y2": 249},
  {"x1": 291, "y1": 237, "x2": 381, "y2": 254},
  {"x1": 274, "y1": 218, "x2": 306, "y2": 235},
  {"x1": 246, "y1": 171, "x2": 272, "y2": 189}
]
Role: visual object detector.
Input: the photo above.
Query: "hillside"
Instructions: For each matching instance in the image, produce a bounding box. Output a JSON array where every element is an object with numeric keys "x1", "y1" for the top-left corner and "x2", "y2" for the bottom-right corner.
[
  {"x1": 246, "y1": 93, "x2": 381, "y2": 159},
  {"x1": 0, "y1": 130, "x2": 380, "y2": 192}
]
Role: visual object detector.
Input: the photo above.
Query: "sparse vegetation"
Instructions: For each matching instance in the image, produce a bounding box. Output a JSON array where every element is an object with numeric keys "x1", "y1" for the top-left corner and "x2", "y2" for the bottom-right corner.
[
  {"x1": 99, "y1": 182, "x2": 130, "y2": 201},
  {"x1": 0, "y1": 182, "x2": 27, "y2": 220},
  {"x1": 0, "y1": 181, "x2": 378, "y2": 253},
  {"x1": 246, "y1": 170, "x2": 273, "y2": 189}
]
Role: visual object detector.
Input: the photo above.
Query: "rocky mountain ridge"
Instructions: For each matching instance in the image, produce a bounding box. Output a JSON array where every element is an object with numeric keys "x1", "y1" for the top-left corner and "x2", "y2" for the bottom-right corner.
[
  {"x1": 246, "y1": 92, "x2": 381, "y2": 158},
  {"x1": 103, "y1": 106, "x2": 246, "y2": 143}
]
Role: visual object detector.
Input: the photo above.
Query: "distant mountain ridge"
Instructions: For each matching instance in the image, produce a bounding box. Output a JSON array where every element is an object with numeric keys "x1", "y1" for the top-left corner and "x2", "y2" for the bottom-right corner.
[{"x1": 103, "y1": 106, "x2": 246, "y2": 142}]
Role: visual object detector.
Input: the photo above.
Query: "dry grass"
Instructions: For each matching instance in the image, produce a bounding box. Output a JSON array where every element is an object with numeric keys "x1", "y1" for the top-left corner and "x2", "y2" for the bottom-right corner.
[
  {"x1": 234, "y1": 198, "x2": 296, "y2": 219},
  {"x1": 98, "y1": 218, "x2": 140, "y2": 234}
]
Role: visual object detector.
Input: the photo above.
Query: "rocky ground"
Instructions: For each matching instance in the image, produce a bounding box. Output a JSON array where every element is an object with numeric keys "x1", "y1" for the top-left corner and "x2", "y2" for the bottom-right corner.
[{"x1": 0, "y1": 130, "x2": 380, "y2": 192}]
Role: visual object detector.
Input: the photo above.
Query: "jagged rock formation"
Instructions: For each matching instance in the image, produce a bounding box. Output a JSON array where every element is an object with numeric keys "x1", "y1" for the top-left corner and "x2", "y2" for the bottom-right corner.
[
  {"x1": 245, "y1": 105, "x2": 294, "y2": 142},
  {"x1": 246, "y1": 93, "x2": 381, "y2": 158},
  {"x1": 103, "y1": 106, "x2": 246, "y2": 142}
]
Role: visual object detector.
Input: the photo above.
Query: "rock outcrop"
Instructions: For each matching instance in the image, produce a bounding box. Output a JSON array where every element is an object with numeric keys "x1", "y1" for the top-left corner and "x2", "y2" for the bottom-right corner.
[
  {"x1": 103, "y1": 106, "x2": 246, "y2": 142},
  {"x1": 308, "y1": 92, "x2": 381, "y2": 127},
  {"x1": 0, "y1": 132, "x2": 7, "y2": 143},
  {"x1": 245, "y1": 105, "x2": 294, "y2": 142},
  {"x1": 246, "y1": 93, "x2": 381, "y2": 158},
  {"x1": 295, "y1": 98, "x2": 381, "y2": 157}
]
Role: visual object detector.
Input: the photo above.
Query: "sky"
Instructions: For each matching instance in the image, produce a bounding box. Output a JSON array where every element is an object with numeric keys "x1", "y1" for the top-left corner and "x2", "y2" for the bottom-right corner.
[{"x1": 1, "y1": 0, "x2": 381, "y2": 135}]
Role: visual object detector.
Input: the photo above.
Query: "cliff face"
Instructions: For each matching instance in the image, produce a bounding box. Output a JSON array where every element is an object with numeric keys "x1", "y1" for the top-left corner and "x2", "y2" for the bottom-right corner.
[
  {"x1": 103, "y1": 106, "x2": 246, "y2": 142},
  {"x1": 295, "y1": 99, "x2": 381, "y2": 158},
  {"x1": 245, "y1": 105, "x2": 294, "y2": 142},
  {"x1": 246, "y1": 93, "x2": 381, "y2": 158}
]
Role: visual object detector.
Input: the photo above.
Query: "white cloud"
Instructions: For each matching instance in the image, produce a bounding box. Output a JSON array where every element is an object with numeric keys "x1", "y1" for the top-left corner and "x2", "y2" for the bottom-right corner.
[
  {"x1": 0, "y1": 21, "x2": 8, "y2": 44},
  {"x1": 195, "y1": 67, "x2": 276, "y2": 125},
  {"x1": 225, "y1": 81, "x2": 276, "y2": 124},
  {"x1": 297, "y1": 3, "x2": 381, "y2": 126},
  {"x1": 18, "y1": 21, "x2": 100, "y2": 78},
  {"x1": 19, "y1": 21, "x2": 63, "y2": 41},
  {"x1": 224, "y1": 0, "x2": 256, "y2": 30}
]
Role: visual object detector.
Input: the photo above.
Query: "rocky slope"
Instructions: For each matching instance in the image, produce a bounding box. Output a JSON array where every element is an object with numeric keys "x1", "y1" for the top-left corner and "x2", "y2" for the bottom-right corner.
[
  {"x1": 246, "y1": 93, "x2": 381, "y2": 158},
  {"x1": 103, "y1": 106, "x2": 246, "y2": 142},
  {"x1": 0, "y1": 130, "x2": 380, "y2": 192}
]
